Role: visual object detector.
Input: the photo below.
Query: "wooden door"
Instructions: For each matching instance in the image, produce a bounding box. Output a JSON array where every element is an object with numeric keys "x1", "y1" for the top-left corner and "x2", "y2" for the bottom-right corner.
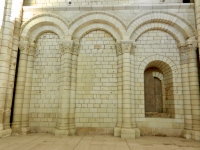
[{"x1": 144, "y1": 68, "x2": 163, "y2": 113}]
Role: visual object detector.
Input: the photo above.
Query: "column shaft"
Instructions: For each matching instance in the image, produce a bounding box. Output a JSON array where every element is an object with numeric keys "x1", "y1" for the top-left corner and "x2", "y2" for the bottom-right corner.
[
  {"x1": 114, "y1": 42, "x2": 123, "y2": 137},
  {"x1": 21, "y1": 43, "x2": 36, "y2": 133},
  {"x1": 55, "y1": 40, "x2": 73, "y2": 135},
  {"x1": 179, "y1": 46, "x2": 193, "y2": 139},
  {"x1": 122, "y1": 52, "x2": 132, "y2": 128},
  {"x1": 187, "y1": 44, "x2": 200, "y2": 131},
  {"x1": 3, "y1": 3, "x2": 24, "y2": 130},
  {"x1": 0, "y1": 0, "x2": 23, "y2": 136},
  {"x1": 12, "y1": 41, "x2": 29, "y2": 133},
  {"x1": 69, "y1": 42, "x2": 80, "y2": 135}
]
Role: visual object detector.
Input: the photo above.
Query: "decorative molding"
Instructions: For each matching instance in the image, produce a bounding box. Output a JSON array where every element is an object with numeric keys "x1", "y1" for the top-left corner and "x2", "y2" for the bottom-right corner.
[
  {"x1": 59, "y1": 40, "x2": 73, "y2": 55},
  {"x1": 28, "y1": 43, "x2": 37, "y2": 56},
  {"x1": 19, "y1": 41, "x2": 29, "y2": 55}
]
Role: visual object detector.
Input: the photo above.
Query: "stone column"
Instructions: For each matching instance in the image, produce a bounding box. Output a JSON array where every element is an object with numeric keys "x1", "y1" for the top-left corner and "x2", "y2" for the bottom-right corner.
[
  {"x1": 186, "y1": 40, "x2": 200, "y2": 141},
  {"x1": 69, "y1": 42, "x2": 80, "y2": 135},
  {"x1": 3, "y1": 1, "x2": 24, "y2": 134},
  {"x1": 114, "y1": 42, "x2": 123, "y2": 137},
  {"x1": 12, "y1": 41, "x2": 29, "y2": 134},
  {"x1": 54, "y1": 40, "x2": 73, "y2": 135},
  {"x1": 179, "y1": 45, "x2": 193, "y2": 139},
  {"x1": 0, "y1": 0, "x2": 6, "y2": 47},
  {"x1": 21, "y1": 43, "x2": 36, "y2": 134},
  {"x1": 120, "y1": 40, "x2": 140, "y2": 139},
  {"x1": 0, "y1": 0, "x2": 23, "y2": 137}
]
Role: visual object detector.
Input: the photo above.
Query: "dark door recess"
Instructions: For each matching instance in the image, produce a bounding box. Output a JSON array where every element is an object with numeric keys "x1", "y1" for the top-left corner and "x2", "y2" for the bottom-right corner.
[{"x1": 144, "y1": 68, "x2": 163, "y2": 113}]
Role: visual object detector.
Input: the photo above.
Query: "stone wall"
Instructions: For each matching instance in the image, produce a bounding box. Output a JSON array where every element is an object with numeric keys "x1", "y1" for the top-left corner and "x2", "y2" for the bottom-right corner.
[
  {"x1": 29, "y1": 32, "x2": 60, "y2": 133},
  {"x1": 75, "y1": 30, "x2": 117, "y2": 134},
  {"x1": 0, "y1": 0, "x2": 197, "y2": 141}
]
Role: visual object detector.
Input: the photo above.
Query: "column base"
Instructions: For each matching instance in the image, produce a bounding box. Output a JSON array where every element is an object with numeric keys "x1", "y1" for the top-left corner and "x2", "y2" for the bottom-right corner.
[
  {"x1": 21, "y1": 127, "x2": 30, "y2": 134},
  {"x1": 191, "y1": 130, "x2": 200, "y2": 141},
  {"x1": 12, "y1": 127, "x2": 21, "y2": 135},
  {"x1": 121, "y1": 128, "x2": 140, "y2": 139},
  {"x1": 114, "y1": 127, "x2": 121, "y2": 137},
  {"x1": 0, "y1": 129, "x2": 12, "y2": 138},
  {"x1": 54, "y1": 129, "x2": 69, "y2": 136},
  {"x1": 183, "y1": 129, "x2": 192, "y2": 139},
  {"x1": 69, "y1": 129, "x2": 76, "y2": 135}
]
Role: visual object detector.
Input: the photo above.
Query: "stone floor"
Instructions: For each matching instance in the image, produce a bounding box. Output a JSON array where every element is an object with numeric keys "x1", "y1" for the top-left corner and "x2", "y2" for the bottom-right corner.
[{"x1": 0, "y1": 133, "x2": 199, "y2": 150}]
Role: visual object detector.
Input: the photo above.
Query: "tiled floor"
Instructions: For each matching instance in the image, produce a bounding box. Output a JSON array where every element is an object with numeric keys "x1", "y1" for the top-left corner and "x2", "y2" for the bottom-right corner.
[{"x1": 0, "y1": 133, "x2": 199, "y2": 150}]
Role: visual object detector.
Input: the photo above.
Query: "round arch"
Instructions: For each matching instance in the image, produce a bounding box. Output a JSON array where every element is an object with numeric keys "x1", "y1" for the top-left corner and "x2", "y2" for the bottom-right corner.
[
  {"x1": 138, "y1": 55, "x2": 181, "y2": 117},
  {"x1": 72, "y1": 23, "x2": 121, "y2": 42},
  {"x1": 69, "y1": 12, "x2": 126, "y2": 39},
  {"x1": 127, "y1": 11, "x2": 196, "y2": 41},
  {"x1": 20, "y1": 13, "x2": 68, "y2": 41},
  {"x1": 132, "y1": 23, "x2": 185, "y2": 43},
  {"x1": 29, "y1": 26, "x2": 65, "y2": 43}
]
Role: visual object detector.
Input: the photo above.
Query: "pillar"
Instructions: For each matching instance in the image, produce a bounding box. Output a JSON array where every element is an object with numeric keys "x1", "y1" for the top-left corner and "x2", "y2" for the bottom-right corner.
[
  {"x1": 114, "y1": 42, "x2": 123, "y2": 137},
  {"x1": 0, "y1": 0, "x2": 23, "y2": 137},
  {"x1": 186, "y1": 40, "x2": 200, "y2": 141},
  {"x1": 54, "y1": 40, "x2": 73, "y2": 135},
  {"x1": 3, "y1": 0, "x2": 24, "y2": 133},
  {"x1": 179, "y1": 45, "x2": 193, "y2": 139},
  {"x1": 69, "y1": 42, "x2": 80, "y2": 135},
  {"x1": 12, "y1": 41, "x2": 29, "y2": 134},
  {"x1": 115, "y1": 40, "x2": 140, "y2": 139},
  {"x1": 21, "y1": 43, "x2": 36, "y2": 134}
]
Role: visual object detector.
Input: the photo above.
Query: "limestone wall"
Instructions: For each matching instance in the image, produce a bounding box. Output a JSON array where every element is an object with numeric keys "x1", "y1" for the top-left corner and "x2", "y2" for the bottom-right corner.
[
  {"x1": 7, "y1": 1, "x2": 199, "y2": 140},
  {"x1": 29, "y1": 32, "x2": 60, "y2": 133},
  {"x1": 76, "y1": 30, "x2": 117, "y2": 134}
]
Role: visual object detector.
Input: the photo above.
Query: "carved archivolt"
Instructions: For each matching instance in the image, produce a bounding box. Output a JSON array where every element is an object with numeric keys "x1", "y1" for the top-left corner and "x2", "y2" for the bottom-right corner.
[
  {"x1": 127, "y1": 11, "x2": 196, "y2": 33},
  {"x1": 127, "y1": 11, "x2": 196, "y2": 41},
  {"x1": 21, "y1": 13, "x2": 69, "y2": 33},
  {"x1": 20, "y1": 11, "x2": 197, "y2": 51},
  {"x1": 69, "y1": 11, "x2": 126, "y2": 29}
]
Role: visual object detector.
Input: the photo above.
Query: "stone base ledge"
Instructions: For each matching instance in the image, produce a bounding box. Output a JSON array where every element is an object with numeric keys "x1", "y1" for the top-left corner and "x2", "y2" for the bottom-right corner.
[
  {"x1": 54, "y1": 129, "x2": 69, "y2": 135},
  {"x1": 0, "y1": 129, "x2": 12, "y2": 138},
  {"x1": 183, "y1": 129, "x2": 192, "y2": 139},
  {"x1": 76, "y1": 127, "x2": 113, "y2": 135},
  {"x1": 121, "y1": 128, "x2": 140, "y2": 139},
  {"x1": 192, "y1": 130, "x2": 200, "y2": 141}
]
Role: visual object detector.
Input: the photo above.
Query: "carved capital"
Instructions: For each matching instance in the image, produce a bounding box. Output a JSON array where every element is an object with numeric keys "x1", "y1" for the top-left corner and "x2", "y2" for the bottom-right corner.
[
  {"x1": 115, "y1": 42, "x2": 122, "y2": 56},
  {"x1": 72, "y1": 42, "x2": 80, "y2": 56},
  {"x1": 28, "y1": 43, "x2": 37, "y2": 56},
  {"x1": 19, "y1": 41, "x2": 29, "y2": 55},
  {"x1": 121, "y1": 41, "x2": 135, "y2": 55},
  {"x1": 59, "y1": 40, "x2": 73, "y2": 55},
  {"x1": 115, "y1": 41, "x2": 136, "y2": 56},
  {"x1": 179, "y1": 46, "x2": 188, "y2": 64},
  {"x1": 186, "y1": 42, "x2": 198, "y2": 64}
]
